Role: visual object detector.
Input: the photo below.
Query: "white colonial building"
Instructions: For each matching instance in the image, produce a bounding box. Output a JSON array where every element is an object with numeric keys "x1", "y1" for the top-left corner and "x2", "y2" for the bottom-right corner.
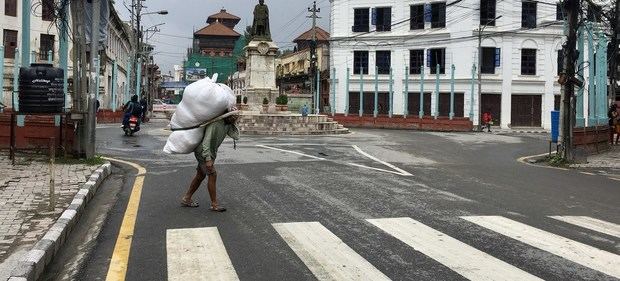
[
  {"x1": 329, "y1": 0, "x2": 594, "y2": 129},
  {"x1": 100, "y1": 5, "x2": 133, "y2": 111}
]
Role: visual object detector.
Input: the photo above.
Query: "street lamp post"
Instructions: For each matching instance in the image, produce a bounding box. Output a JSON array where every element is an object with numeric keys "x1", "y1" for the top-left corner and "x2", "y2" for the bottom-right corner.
[
  {"x1": 477, "y1": 15, "x2": 502, "y2": 130},
  {"x1": 132, "y1": 0, "x2": 168, "y2": 118},
  {"x1": 132, "y1": 1, "x2": 167, "y2": 113},
  {"x1": 143, "y1": 23, "x2": 164, "y2": 116}
]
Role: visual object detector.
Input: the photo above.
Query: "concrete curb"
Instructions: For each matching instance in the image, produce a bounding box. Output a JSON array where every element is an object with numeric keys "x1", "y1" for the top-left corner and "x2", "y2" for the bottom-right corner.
[
  {"x1": 7, "y1": 162, "x2": 113, "y2": 281},
  {"x1": 517, "y1": 153, "x2": 570, "y2": 171}
]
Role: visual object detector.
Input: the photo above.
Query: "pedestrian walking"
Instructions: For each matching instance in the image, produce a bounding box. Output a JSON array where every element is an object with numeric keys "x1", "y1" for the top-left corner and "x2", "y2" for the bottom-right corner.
[
  {"x1": 609, "y1": 104, "x2": 619, "y2": 145},
  {"x1": 181, "y1": 109, "x2": 240, "y2": 211},
  {"x1": 300, "y1": 104, "x2": 309, "y2": 117},
  {"x1": 482, "y1": 111, "x2": 493, "y2": 133},
  {"x1": 140, "y1": 97, "x2": 148, "y2": 123}
]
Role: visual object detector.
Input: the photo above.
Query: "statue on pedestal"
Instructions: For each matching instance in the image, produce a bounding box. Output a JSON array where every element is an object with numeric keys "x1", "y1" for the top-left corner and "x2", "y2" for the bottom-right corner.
[{"x1": 251, "y1": 0, "x2": 271, "y2": 41}]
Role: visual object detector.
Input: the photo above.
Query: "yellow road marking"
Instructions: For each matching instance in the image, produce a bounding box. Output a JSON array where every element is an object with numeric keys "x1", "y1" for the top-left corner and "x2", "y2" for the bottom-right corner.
[
  {"x1": 103, "y1": 157, "x2": 147, "y2": 281},
  {"x1": 516, "y1": 153, "x2": 570, "y2": 171}
]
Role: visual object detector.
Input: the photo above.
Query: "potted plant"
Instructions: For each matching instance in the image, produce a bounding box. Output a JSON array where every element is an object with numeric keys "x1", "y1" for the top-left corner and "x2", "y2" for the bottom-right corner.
[
  {"x1": 275, "y1": 95, "x2": 289, "y2": 111},
  {"x1": 262, "y1": 97, "x2": 269, "y2": 113},
  {"x1": 241, "y1": 96, "x2": 249, "y2": 110}
]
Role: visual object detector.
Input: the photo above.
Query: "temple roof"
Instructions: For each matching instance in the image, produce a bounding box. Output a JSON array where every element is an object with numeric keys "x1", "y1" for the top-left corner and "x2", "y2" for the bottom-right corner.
[
  {"x1": 207, "y1": 9, "x2": 241, "y2": 24},
  {"x1": 294, "y1": 26, "x2": 330, "y2": 42},
  {"x1": 194, "y1": 21, "x2": 241, "y2": 37}
]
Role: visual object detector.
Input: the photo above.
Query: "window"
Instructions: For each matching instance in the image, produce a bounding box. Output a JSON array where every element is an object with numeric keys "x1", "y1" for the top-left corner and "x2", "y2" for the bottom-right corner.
[
  {"x1": 587, "y1": 3, "x2": 601, "y2": 22},
  {"x1": 480, "y1": 0, "x2": 496, "y2": 26},
  {"x1": 376, "y1": 51, "x2": 391, "y2": 74},
  {"x1": 353, "y1": 8, "x2": 370, "y2": 32},
  {"x1": 40, "y1": 34, "x2": 55, "y2": 61},
  {"x1": 431, "y1": 3, "x2": 446, "y2": 28},
  {"x1": 556, "y1": 3, "x2": 566, "y2": 21},
  {"x1": 410, "y1": 5, "x2": 424, "y2": 30},
  {"x1": 481, "y1": 47, "x2": 499, "y2": 74},
  {"x1": 557, "y1": 50, "x2": 564, "y2": 76},
  {"x1": 3, "y1": 29, "x2": 18, "y2": 59},
  {"x1": 410, "y1": 50, "x2": 424, "y2": 74},
  {"x1": 353, "y1": 51, "x2": 369, "y2": 74},
  {"x1": 375, "y1": 7, "x2": 392, "y2": 32},
  {"x1": 428, "y1": 48, "x2": 446, "y2": 74},
  {"x1": 42, "y1": 0, "x2": 54, "y2": 21},
  {"x1": 5, "y1": 0, "x2": 17, "y2": 16},
  {"x1": 521, "y1": 49, "x2": 537, "y2": 75},
  {"x1": 522, "y1": 2, "x2": 537, "y2": 28}
]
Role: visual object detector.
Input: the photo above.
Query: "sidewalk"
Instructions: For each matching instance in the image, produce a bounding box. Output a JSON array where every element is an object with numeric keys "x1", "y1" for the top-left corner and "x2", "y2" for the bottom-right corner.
[
  {"x1": 0, "y1": 154, "x2": 101, "y2": 280},
  {"x1": 572, "y1": 145, "x2": 620, "y2": 169}
]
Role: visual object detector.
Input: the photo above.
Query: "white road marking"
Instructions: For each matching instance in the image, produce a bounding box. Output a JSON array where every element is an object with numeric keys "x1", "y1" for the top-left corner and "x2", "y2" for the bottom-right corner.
[
  {"x1": 462, "y1": 216, "x2": 620, "y2": 278},
  {"x1": 273, "y1": 222, "x2": 391, "y2": 281},
  {"x1": 256, "y1": 145, "x2": 326, "y2": 160},
  {"x1": 580, "y1": 172, "x2": 596, "y2": 176},
  {"x1": 347, "y1": 163, "x2": 409, "y2": 176},
  {"x1": 367, "y1": 217, "x2": 542, "y2": 281},
  {"x1": 166, "y1": 227, "x2": 239, "y2": 281},
  {"x1": 549, "y1": 216, "x2": 620, "y2": 238},
  {"x1": 352, "y1": 145, "x2": 413, "y2": 176}
]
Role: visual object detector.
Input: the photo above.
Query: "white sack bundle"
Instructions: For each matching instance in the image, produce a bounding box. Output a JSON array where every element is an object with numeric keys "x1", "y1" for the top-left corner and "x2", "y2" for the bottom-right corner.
[{"x1": 163, "y1": 76, "x2": 236, "y2": 154}]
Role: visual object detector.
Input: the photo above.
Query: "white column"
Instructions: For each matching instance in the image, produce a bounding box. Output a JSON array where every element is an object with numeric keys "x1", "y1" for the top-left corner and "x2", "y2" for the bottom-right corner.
[
  {"x1": 542, "y1": 39, "x2": 555, "y2": 130},
  {"x1": 500, "y1": 38, "x2": 513, "y2": 129},
  {"x1": 392, "y1": 48, "x2": 405, "y2": 115}
]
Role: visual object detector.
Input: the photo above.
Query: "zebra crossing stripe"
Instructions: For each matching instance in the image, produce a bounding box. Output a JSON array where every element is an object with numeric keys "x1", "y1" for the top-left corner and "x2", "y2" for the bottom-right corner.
[
  {"x1": 273, "y1": 222, "x2": 391, "y2": 281},
  {"x1": 166, "y1": 227, "x2": 239, "y2": 281},
  {"x1": 462, "y1": 216, "x2": 620, "y2": 279},
  {"x1": 367, "y1": 217, "x2": 542, "y2": 281},
  {"x1": 549, "y1": 216, "x2": 620, "y2": 238}
]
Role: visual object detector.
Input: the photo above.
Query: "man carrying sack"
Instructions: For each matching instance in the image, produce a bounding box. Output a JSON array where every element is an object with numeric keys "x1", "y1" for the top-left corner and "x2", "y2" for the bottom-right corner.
[{"x1": 181, "y1": 109, "x2": 240, "y2": 211}]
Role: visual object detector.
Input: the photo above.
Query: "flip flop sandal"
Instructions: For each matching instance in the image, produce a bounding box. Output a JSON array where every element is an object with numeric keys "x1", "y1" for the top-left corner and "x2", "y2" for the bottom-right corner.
[
  {"x1": 181, "y1": 200, "x2": 199, "y2": 208},
  {"x1": 210, "y1": 206, "x2": 227, "y2": 212}
]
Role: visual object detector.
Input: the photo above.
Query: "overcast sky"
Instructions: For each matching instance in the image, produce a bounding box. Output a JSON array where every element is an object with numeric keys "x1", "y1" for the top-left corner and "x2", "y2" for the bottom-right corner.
[{"x1": 114, "y1": 0, "x2": 331, "y2": 75}]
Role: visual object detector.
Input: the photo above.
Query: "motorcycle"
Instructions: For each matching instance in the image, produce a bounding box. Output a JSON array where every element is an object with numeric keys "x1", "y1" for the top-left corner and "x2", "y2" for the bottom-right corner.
[{"x1": 123, "y1": 115, "x2": 140, "y2": 136}]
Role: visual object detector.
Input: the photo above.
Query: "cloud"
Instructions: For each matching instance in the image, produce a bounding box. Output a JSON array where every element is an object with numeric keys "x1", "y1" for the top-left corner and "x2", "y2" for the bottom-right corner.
[{"x1": 114, "y1": 0, "x2": 330, "y2": 74}]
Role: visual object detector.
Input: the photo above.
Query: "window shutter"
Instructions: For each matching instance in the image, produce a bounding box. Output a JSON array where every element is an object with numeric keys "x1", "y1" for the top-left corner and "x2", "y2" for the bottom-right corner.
[
  {"x1": 426, "y1": 49, "x2": 431, "y2": 67},
  {"x1": 494, "y1": 48, "x2": 501, "y2": 67},
  {"x1": 424, "y1": 4, "x2": 432, "y2": 23}
]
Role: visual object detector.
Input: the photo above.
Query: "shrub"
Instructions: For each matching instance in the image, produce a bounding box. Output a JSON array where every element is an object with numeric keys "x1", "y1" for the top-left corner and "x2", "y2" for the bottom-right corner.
[
  {"x1": 262, "y1": 97, "x2": 269, "y2": 105},
  {"x1": 276, "y1": 95, "x2": 289, "y2": 105}
]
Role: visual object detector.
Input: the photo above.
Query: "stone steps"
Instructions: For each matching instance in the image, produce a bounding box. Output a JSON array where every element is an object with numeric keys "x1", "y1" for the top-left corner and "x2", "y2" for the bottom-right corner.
[{"x1": 237, "y1": 113, "x2": 350, "y2": 135}]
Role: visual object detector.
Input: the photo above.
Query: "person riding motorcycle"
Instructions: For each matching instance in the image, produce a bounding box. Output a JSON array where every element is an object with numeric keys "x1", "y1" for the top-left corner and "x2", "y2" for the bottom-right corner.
[{"x1": 122, "y1": 95, "x2": 143, "y2": 132}]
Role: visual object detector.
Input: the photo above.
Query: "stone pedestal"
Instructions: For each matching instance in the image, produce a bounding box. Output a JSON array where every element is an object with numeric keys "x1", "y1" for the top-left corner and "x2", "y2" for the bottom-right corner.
[{"x1": 245, "y1": 40, "x2": 279, "y2": 111}]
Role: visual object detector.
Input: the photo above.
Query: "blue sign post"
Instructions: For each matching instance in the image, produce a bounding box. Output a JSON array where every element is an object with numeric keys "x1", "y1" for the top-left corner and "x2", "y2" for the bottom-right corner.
[{"x1": 551, "y1": 111, "x2": 560, "y2": 143}]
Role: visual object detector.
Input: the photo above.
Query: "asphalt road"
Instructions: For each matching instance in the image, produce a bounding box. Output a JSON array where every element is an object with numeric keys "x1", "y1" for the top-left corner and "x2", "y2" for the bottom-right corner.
[{"x1": 64, "y1": 120, "x2": 619, "y2": 281}]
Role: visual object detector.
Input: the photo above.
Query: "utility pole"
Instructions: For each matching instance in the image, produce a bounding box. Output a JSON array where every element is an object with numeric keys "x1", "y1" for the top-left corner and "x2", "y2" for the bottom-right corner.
[
  {"x1": 308, "y1": 1, "x2": 321, "y2": 114},
  {"x1": 134, "y1": 0, "x2": 143, "y2": 98},
  {"x1": 70, "y1": 0, "x2": 85, "y2": 156},
  {"x1": 561, "y1": 0, "x2": 580, "y2": 160},
  {"x1": 85, "y1": 0, "x2": 101, "y2": 158},
  {"x1": 477, "y1": 27, "x2": 483, "y2": 130}
]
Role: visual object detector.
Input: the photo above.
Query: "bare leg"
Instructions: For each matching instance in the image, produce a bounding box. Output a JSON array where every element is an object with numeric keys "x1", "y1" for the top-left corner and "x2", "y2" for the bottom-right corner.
[
  {"x1": 203, "y1": 161, "x2": 219, "y2": 208},
  {"x1": 183, "y1": 168, "x2": 206, "y2": 203}
]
